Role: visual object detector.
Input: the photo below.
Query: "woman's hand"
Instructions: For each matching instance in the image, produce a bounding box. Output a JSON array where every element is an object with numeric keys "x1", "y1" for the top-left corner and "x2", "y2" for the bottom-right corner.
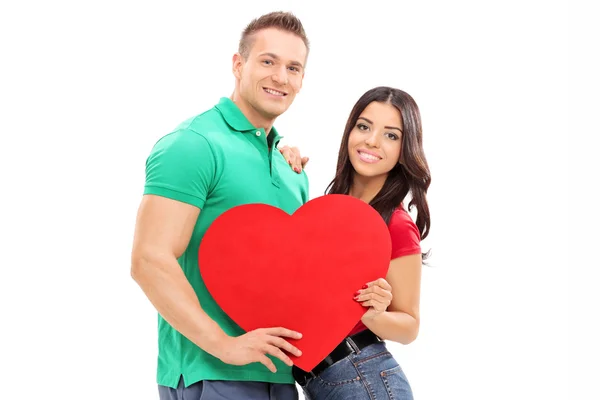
[
  {"x1": 278, "y1": 145, "x2": 309, "y2": 173},
  {"x1": 355, "y1": 278, "x2": 393, "y2": 321}
]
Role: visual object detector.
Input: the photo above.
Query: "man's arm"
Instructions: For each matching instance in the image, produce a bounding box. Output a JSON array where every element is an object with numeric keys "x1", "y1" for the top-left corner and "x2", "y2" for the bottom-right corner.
[
  {"x1": 131, "y1": 195, "x2": 303, "y2": 372},
  {"x1": 131, "y1": 194, "x2": 227, "y2": 356}
]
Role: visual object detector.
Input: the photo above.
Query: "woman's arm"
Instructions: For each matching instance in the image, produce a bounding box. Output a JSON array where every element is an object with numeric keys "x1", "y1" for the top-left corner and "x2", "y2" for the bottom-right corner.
[{"x1": 356, "y1": 253, "x2": 422, "y2": 344}]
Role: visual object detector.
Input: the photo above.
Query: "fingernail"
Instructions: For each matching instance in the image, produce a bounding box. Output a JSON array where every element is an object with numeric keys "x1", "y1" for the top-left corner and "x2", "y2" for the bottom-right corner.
[
  {"x1": 294, "y1": 167, "x2": 300, "y2": 173},
  {"x1": 354, "y1": 291, "x2": 360, "y2": 297},
  {"x1": 354, "y1": 296, "x2": 359, "y2": 301},
  {"x1": 362, "y1": 285, "x2": 368, "y2": 289}
]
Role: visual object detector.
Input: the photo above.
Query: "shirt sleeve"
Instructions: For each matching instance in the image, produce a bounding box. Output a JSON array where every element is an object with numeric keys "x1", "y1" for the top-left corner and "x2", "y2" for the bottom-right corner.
[
  {"x1": 300, "y1": 171, "x2": 309, "y2": 204},
  {"x1": 143, "y1": 129, "x2": 216, "y2": 209},
  {"x1": 389, "y1": 209, "x2": 422, "y2": 259}
]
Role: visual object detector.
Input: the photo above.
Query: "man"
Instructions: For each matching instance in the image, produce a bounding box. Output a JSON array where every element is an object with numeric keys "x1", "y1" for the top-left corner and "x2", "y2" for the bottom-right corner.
[{"x1": 131, "y1": 11, "x2": 310, "y2": 400}]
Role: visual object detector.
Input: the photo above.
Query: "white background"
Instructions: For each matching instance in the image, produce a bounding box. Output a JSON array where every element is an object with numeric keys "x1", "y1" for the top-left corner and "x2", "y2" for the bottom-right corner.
[{"x1": 0, "y1": 0, "x2": 592, "y2": 399}]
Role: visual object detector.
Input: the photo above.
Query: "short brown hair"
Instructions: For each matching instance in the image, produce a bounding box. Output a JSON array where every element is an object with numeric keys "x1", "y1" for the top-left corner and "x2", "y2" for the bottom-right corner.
[{"x1": 239, "y1": 11, "x2": 309, "y2": 59}]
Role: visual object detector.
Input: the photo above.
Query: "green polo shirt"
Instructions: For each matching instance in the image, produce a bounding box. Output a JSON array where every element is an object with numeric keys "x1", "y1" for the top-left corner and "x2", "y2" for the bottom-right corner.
[{"x1": 143, "y1": 97, "x2": 309, "y2": 388}]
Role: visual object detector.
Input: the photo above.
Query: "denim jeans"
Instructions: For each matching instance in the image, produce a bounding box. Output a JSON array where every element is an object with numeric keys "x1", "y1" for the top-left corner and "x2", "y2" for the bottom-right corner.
[{"x1": 298, "y1": 342, "x2": 413, "y2": 400}]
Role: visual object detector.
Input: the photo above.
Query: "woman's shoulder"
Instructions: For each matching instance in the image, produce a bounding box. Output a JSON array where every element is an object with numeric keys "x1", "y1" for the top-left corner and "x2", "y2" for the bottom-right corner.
[
  {"x1": 388, "y1": 206, "x2": 421, "y2": 258},
  {"x1": 390, "y1": 207, "x2": 419, "y2": 233}
]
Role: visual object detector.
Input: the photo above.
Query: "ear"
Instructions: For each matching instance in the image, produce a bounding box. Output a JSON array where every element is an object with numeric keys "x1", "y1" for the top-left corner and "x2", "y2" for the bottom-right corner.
[{"x1": 232, "y1": 53, "x2": 244, "y2": 80}]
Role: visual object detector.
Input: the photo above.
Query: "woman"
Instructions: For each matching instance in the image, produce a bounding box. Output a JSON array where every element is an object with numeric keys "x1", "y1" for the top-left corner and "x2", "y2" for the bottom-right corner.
[{"x1": 280, "y1": 86, "x2": 431, "y2": 399}]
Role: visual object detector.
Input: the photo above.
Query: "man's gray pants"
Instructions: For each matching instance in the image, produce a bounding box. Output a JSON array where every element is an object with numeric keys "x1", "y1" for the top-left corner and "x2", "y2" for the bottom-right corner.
[{"x1": 158, "y1": 376, "x2": 299, "y2": 400}]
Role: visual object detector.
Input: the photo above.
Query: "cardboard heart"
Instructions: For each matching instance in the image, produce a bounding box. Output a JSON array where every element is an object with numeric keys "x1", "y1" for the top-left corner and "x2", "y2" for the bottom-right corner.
[{"x1": 199, "y1": 194, "x2": 391, "y2": 371}]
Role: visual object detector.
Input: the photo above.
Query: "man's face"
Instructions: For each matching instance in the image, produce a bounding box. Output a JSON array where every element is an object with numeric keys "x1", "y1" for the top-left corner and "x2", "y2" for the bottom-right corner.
[{"x1": 234, "y1": 28, "x2": 307, "y2": 121}]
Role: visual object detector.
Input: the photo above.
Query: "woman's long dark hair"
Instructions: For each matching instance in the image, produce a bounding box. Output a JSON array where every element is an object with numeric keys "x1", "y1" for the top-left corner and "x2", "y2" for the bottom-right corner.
[{"x1": 325, "y1": 86, "x2": 431, "y2": 259}]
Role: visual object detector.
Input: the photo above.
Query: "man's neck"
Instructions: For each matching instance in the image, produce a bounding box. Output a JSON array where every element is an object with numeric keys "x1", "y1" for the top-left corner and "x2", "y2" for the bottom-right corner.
[{"x1": 230, "y1": 92, "x2": 275, "y2": 135}]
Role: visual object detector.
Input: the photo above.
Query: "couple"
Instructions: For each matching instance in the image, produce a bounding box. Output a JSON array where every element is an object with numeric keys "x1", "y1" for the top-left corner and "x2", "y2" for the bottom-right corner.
[{"x1": 131, "y1": 11, "x2": 431, "y2": 400}]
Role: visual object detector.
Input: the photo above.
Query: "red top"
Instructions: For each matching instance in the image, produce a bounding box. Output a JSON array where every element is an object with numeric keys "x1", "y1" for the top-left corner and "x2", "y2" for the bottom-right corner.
[{"x1": 347, "y1": 207, "x2": 422, "y2": 336}]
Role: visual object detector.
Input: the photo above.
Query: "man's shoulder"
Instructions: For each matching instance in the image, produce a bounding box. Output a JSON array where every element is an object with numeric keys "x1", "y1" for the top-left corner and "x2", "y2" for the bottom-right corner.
[
  {"x1": 174, "y1": 107, "x2": 224, "y2": 134},
  {"x1": 153, "y1": 106, "x2": 227, "y2": 148}
]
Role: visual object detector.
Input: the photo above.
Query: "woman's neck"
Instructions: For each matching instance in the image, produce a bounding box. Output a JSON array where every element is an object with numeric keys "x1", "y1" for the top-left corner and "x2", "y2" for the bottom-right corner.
[{"x1": 349, "y1": 174, "x2": 387, "y2": 204}]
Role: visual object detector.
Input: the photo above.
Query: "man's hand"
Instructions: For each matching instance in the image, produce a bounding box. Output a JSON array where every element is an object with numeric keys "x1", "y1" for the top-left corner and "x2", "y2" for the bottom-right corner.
[
  {"x1": 279, "y1": 145, "x2": 309, "y2": 174},
  {"x1": 215, "y1": 327, "x2": 303, "y2": 373}
]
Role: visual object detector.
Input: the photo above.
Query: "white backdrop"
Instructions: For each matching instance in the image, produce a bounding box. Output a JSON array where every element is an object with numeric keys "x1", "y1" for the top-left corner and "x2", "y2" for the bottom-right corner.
[{"x1": 0, "y1": 0, "x2": 588, "y2": 399}]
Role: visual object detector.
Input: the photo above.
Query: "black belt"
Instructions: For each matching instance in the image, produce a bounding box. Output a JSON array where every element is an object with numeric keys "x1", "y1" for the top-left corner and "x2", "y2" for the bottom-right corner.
[{"x1": 292, "y1": 329, "x2": 383, "y2": 386}]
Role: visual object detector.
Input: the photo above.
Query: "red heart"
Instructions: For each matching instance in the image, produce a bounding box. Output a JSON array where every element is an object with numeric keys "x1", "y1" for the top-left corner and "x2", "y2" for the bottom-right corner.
[{"x1": 199, "y1": 194, "x2": 391, "y2": 372}]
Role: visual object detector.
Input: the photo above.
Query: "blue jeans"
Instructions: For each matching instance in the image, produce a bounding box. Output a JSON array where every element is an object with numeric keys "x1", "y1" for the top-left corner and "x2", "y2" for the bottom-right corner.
[{"x1": 299, "y1": 342, "x2": 413, "y2": 400}]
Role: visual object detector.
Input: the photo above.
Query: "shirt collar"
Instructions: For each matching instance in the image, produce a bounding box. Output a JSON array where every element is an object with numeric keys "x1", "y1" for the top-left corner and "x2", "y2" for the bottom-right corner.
[{"x1": 214, "y1": 97, "x2": 282, "y2": 142}]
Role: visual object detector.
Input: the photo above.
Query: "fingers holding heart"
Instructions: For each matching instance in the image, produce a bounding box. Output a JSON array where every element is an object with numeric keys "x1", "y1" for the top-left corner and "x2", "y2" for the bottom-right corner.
[
  {"x1": 365, "y1": 278, "x2": 392, "y2": 292},
  {"x1": 354, "y1": 278, "x2": 392, "y2": 311},
  {"x1": 354, "y1": 290, "x2": 390, "y2": 305}
]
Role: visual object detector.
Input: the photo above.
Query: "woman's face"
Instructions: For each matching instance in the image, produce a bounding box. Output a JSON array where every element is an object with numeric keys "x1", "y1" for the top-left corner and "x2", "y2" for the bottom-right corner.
[{"x1": 347, "y1": 101, "x2": 403, "y2": 180}]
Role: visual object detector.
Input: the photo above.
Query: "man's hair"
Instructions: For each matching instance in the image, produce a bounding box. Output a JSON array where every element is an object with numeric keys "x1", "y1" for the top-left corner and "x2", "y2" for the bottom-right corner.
[{"x1": 239, "y1": 11, "x2": 309, "y2": 59}]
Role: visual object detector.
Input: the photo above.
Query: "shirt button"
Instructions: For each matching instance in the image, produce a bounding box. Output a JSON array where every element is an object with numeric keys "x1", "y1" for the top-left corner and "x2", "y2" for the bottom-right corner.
[{"x1": 255, "y1": 131, "x2": 261, "y2": 136}]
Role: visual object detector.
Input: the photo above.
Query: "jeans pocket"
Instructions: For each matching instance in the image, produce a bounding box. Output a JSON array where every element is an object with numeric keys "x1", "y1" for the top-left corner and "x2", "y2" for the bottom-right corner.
[
  {"x1": 314, "y1": 357, "x2": 362, "y2": 386},
  {"x1": 380, "y1": 365, "x2": 413, "y2": 400}
]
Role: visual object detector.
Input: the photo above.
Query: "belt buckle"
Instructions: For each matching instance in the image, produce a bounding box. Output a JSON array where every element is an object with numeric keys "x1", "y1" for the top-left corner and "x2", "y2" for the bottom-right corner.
[
  {"x1": 344, "y1": 337, "x2": 358, "y2": 354},
  {"x1": 300, "y1": 339, "x2": 356, "y2": 386},
  {"x1": 302, "y1": 371, "x2": 316, "y2": 387}
]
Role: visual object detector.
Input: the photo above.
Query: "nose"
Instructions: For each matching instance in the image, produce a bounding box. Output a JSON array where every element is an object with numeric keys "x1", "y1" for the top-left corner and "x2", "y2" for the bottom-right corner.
[
  {"x1": 365, "y1": 131, "x2": 380, "y2": 148},
  {"x1": 272, "y1": 66, "x2": 288, "y2": 85}
]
